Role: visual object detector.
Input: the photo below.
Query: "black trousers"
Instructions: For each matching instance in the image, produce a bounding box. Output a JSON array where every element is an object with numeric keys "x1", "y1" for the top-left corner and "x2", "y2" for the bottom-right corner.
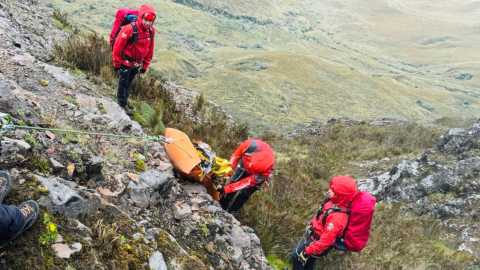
[
  {"x1": 292, "y1": 236, "x2": 334, "y2": 270},
  {"x1": 117, "y1": 65, "x2": 139, "y2": 107},
  {"x1": 219, "y1": 159, "x2": 260, "y2": 213}
]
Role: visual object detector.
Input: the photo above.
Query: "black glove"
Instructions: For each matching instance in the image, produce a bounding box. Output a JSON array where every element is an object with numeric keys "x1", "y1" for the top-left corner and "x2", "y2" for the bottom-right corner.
[
  {"x1": 213, "y1": 182, "x2": 225, "y2": 194},
  {"x1": 298, "y1": 250, "x2": 310, "y2": 265},
  {"x1": 140, "y1": 68, "x2": 146, "y2": 74}
]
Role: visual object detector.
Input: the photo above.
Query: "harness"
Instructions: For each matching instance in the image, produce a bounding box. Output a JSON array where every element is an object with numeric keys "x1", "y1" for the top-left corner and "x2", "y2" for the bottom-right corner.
[
  {"x1": 113, "y1": 22, "x2": 154, "y2": 66},
  {"x1": 312, "y1": 197, "x2": 352, "y2": 250}
]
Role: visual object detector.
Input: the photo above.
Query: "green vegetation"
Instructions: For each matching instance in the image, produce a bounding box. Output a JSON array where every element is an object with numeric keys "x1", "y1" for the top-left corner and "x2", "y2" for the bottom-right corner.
[
  {"x1": 38, "y1": 213, "x2": 58, "y2": 245},
  {"x1": 53, "y1": 29, "x2": 249, "y2": 157},
  {"x1": 43, "y1": 0, "x2": 480, "y2": 133},
  {"x1": 45, "y1": 7, "x2": 480, "y2": 269},
  {"x1": 236, "y1": 122, "x2": 479, "y2": 268}
]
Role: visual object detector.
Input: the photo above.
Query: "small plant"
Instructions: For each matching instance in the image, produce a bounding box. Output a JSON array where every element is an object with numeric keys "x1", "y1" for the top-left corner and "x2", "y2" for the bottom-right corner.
[
  {"x1": 73, "y1": 69, "x2": 85, "y2": 76},
  {"x1": 17, "y1": 109, "x2": 25, "y2": 115},
  {"x1": 91, "y1": 219, "x2": 120, "y2": 245},
  {"x1": 66, "y1": 96, "x2": 77, "y2": 105},
  {"x1": 24, "y1": 133, "x2": 37, "y2": 148},
  {"x1": 98, "y1": 103, "x2": 107, "y2": 114},
  {"x1": 30, "y1": 156, "x2": 50, "y2": 174},
  {"x1": 38, "y1": 213, "x2": 58, "y2": 245},
  {"x1": 134, "y1": 153, "x2": 146, "y2": 171},
  {"x1": 199, "y1": 223, "x2": 209, "y2": 237},
  {"x1": 70, "y1": 151, "x2": 80, "y2": 161}
]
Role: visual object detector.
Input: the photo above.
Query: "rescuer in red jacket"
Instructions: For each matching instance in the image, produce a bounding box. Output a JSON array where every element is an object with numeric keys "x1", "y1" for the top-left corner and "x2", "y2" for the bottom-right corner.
[
  {"x1": 292, "y1": 176, "x2": 358, "y2": 270},
  {"x1": 216, "y1": 139, "x2": 275, "y2": 213},
  {"x1": 112, "y1": 5, "x2": 155, "y2": 116}
]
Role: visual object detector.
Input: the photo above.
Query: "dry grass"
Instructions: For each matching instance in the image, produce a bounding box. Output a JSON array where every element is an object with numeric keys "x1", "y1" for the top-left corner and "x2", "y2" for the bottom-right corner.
[
  {"x1": 237, "y1": 121, "x2": 480, "y2": 268},
  {"x1": 43, "y1": 0, "x2": 480, "y2": 133},
  {"x1": 53, "y1": 24, "x2": 248, "y2": 157}
]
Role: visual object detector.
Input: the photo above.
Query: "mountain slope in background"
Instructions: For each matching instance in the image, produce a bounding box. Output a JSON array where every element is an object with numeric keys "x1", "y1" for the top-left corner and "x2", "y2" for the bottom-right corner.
[{"x1": 41, "y1": 0, "x2": 480, "y2": 132}]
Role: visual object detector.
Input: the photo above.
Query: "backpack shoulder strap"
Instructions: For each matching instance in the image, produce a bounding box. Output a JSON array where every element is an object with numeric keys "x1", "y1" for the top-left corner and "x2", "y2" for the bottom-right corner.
[
  {"x1": 321, "y1": 205, "x2": 349, "y2": 227},
  {"x1": 315, "y1": 198, "x2": 331, "y2": 220},
  {"x1": 127, "y1": 22, "x2": 138, "y2": 44}
]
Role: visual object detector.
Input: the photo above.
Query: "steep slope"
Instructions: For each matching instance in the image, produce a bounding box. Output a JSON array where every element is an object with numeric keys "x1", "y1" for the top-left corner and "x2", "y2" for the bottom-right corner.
[{"x1": 0, "y1": 1, "x2": 270, "y2": 269}]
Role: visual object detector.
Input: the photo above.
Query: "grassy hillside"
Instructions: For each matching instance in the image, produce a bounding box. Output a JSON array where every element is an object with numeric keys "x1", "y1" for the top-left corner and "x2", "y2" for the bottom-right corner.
[
  {"x1": 240, "y1": 120, "x2": 480, "y2": 269},
  {"x1": 41, "y1": 0, "x2": 480, "y2": 133},
  {"x1": 47, "y1": 8, "x2": 480, "y2": 269}
]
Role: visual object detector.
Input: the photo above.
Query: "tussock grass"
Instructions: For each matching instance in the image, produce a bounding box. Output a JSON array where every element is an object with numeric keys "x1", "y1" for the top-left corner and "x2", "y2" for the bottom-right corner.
[{"x1": 236, "y1": 122, "x2": 477, "y2": 268}]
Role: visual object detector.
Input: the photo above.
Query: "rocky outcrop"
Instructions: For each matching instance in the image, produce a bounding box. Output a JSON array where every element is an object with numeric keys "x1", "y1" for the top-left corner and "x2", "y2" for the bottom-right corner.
[
  {"x1": 357, "y1": 119, "x2": 480, "y2": 257},
  {"x1": 0, "y1": 0, "x2": 272, "y2": 269}
]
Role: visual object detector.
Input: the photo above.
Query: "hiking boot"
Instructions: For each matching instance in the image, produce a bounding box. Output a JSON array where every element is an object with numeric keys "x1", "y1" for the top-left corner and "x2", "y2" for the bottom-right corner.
[
  {"x1": 18, "y1": 201, "x2": 39, "y2": 232},
  {"x1": 120, "y1": 105, "x2": 133, "y2": 116},
  {"x1": 0, "y1": 171, "x2": 12, "y2": 204},
  {"x1": 0, "y1": 200, "x2": 39, "y2": 249},
  {"x1": 126, "y1": 101, "x2": 134, "y2": 109}
]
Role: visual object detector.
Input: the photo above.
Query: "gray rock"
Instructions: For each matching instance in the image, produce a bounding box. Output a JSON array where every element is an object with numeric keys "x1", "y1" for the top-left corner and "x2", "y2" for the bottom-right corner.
[
  {"x1": 149, "y1": 251, "x2": 168, "y2": 270},
  {"x1": 37, "y1": 175, "x2": 87, "y2": 219},
  {"x1": 49, "y1": 158, "x2": 65, "y2": 171},
  {"x1": 438, "y1": 124, "x2": 480, "y2": 156},
  {"x1": 12, "y1": 53, "x2": 35, "y2": 66},
  {"x1": 42, "y1": 63, "x2": 75, "y2": 85},
  {"x1": 129, "y1": 170, "x2": 173, "y2": 206},
  {"x1": 86, "y1": 156, "x2": 103, "y2": 174},
  {"x1": 173, "y1": 202, "x2": 192, "y2": 220},
  {"x1": 183, "y1": 183, "x2": 207, "y2": 195},
  {"x1": 1, "y1": 137, "x2": 31, "y2": 157}
]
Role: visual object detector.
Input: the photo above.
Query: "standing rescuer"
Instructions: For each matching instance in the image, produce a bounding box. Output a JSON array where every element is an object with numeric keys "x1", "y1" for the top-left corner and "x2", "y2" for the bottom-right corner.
[
  {"x1": 292, "y1": 176, "x2": 358, "y2": 270},
  {"x1": 215, "y1": 139, "x2": 275, "y2": 213},
  {"x1": 112, "y1": 5, "x2": 156, "y2": 116}
]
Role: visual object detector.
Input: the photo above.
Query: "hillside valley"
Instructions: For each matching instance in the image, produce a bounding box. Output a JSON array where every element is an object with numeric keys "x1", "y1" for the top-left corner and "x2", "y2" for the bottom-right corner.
[
  {"x1": 41, "y1": 0, "x2": 480, "y2": 133},
  {"x1": 0, "y1": 1, "x2": 479, "y2": 270}
]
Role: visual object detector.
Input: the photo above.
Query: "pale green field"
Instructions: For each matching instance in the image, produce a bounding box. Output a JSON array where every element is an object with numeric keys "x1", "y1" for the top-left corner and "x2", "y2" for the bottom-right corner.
[{"x1": 42, "y1": 0, "x2": 480, "y2": 132}]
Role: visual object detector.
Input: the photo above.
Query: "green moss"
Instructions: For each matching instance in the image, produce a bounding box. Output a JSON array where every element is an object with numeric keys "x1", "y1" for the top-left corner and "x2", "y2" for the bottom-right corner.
[
  {"x1": 135, "y1": 158, "x2": 146, "y2": 171},
  {"x1": 51, "y1": 18, "x2": 64, "y2": 30},
  {"x1": 40, "y1": 80, "x2": 50, "y2": 86},
  {"x1": 199, "y1": 223, "x2": 209, "y2": 237},
  {"x1": 30, "y1": 157, "x2": 50, "y2": 174},
  {"x1": 98, "y1": 103, "x2": 107, "y2": 114},
  {"x1": 267, "y1": 255, "x2": 290, "y2": 270},
  {"x1": 179, "y1": 254, "x2": 207, "y2": 270}
]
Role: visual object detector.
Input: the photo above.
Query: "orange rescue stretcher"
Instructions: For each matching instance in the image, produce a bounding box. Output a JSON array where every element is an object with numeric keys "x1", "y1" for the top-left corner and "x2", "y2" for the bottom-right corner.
[{"x1": 163, "y1": 128, "x2": 232, "y2": 201}]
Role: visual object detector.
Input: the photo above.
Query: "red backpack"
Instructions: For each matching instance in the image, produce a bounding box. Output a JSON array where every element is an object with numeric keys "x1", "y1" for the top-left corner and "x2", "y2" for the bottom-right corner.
[{"x1": 322, "y1": 191, "x2": 376, "y2": 252}]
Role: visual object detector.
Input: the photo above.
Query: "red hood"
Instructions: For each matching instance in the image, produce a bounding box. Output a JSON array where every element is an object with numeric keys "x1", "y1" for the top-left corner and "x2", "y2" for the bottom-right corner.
[
  {"x1": 249, "y1": 151, "x2": 275, "y2": 174},
  {"x1": 138, "y1": 5, "x2": 155, "y2": 30},
  {"x1": 329, "y1": 176, "x2": 358, "y2": 207}
]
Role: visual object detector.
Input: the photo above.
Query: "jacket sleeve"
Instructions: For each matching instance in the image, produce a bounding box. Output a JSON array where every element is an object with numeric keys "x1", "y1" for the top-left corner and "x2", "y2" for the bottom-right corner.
[
  {"x1": 142, "y1": 27, "x2": 155, "y2": 70},
  {"x1": 112, "y1": 24, "x2": 132, "y2": 68},
  {"x1": 223, "y1": 174, "x2": 265, "y2": 194},
  {"x1": 229, "y1": 140, "x2": 250, "y2": 169},
  {"x1": 305, "y1": 213, "x2": 347, "y2": 255}
]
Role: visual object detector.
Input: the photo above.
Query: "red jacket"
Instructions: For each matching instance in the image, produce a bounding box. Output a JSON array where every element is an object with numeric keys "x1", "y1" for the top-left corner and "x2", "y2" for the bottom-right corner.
[
  {"x1": 112, "y1": 5, "x2": 155, "y2": 70},
  {"x1": 109, "y1": 8, "x2": 139, "y2": 45},
  {"x1": 224, "y1": 139, "x2": 275, "y2": 194},
  {"x1": 305, "y1": 176, "x2": 358, "y2": 255}
]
